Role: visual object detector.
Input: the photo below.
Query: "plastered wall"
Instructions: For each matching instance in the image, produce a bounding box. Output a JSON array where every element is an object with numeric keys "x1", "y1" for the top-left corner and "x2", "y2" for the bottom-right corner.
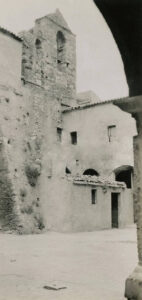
[
  {"x1": 62, "y1": 103, "x2": 137, "y2": 177},
  {"x1": 0, "y1": 31, "x2": 22, "y2": 88},
  {"x1": 40, "y1": 177, "x2": 133, "y2": 232}
]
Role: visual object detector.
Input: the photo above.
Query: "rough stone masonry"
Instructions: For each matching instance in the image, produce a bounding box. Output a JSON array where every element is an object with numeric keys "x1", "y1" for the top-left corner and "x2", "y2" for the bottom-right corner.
[{"x1": 0, "y1": 9, "x2": 76, "y2": 233}]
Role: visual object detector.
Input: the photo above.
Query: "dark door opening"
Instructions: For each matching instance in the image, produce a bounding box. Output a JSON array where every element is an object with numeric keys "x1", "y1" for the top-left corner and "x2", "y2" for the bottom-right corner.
[{"x1": 111, "y1": 193, "x2": 119, "y2": 228}]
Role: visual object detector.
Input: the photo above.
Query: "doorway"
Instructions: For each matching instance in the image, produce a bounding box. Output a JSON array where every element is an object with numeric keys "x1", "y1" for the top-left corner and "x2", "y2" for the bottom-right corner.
[{"x1": 111, "y1": 193, "x2": 120, "y2": 228}]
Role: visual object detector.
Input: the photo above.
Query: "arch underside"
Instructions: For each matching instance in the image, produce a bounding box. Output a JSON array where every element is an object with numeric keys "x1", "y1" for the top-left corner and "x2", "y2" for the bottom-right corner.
[
  {"x1": 94, "y1": 0, "x2": 142, "y2": 97},
  {"x1": 114, "y1": 165, "x2": 133, "y2": 175},
  {"x1": 114, "y1": 165, "x2": 133, "y2": 189}
]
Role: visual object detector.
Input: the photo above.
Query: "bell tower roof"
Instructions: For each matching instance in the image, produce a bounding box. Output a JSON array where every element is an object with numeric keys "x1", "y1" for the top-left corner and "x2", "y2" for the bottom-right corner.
[{"x1": 36, "y1": 9, "x2": 74, "y2": 35}]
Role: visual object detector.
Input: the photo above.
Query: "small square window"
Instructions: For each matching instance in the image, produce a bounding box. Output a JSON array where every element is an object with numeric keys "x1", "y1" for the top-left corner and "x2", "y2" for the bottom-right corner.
[
  {"x1": 57, "y1": 127, "x2": 62, "y2": 142},
  {"x1": 76, "y1": 159, "x2": 79, "y2": 166},
  {"x1": 91, "y1": 189, "x2": 96, "y2": 204},
  {"x1": 71, "y1": 131, "x2": 77, "y2": 145}
]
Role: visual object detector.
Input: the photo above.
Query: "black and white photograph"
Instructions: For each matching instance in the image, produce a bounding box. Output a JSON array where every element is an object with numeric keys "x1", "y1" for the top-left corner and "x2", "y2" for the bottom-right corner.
[{"x1": 0, "y1": 0, "x2": 141, "y2": 299}]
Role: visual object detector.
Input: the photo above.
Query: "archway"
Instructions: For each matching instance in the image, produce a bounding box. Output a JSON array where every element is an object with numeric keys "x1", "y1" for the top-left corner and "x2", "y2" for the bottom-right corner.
[
  {"x1": 93, "y1": 2, "x2": 142, "y2": 298},
  {"x1": 114, "y1": 165, "x2": 133, "y2": 189}
]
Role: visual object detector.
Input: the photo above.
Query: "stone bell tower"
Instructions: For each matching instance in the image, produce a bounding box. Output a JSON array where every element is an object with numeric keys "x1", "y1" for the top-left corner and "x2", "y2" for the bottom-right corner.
[{"x1": 20, "y1": 9, "x2": 76, "y2": 105}]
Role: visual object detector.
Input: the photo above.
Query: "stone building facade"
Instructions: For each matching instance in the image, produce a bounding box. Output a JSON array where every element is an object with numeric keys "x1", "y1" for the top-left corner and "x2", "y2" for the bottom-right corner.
[{"x1": 0, "y1": 9, "x2": 137, "y2": 233}]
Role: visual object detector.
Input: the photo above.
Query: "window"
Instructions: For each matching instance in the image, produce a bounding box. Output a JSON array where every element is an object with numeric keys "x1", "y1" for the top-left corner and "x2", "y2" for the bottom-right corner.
[
  {"x1": 57, "y1": 127, "x2": 62, "y2": 142},
  {"x1": 56, "y1": 31, "x2": 66, "y2": 71},
  {"x1": 91, "y1": 189, "x2": 96, "y2": 204},
  {"x1": 108, "y1": 125, "x2": 116, "y2": 142},
  {"x1": 83, "y1": 169, "x2": 99, "y2": 176},
  {"x1": 35, "y1": 39, "x2": 42, "y2": 50},
  {"x1": 71, "y1": 131, "x2": 77, "y2": 145},
  {"x1": 76, "y1": 159, "x2": 79, "y2": 166},
  {"x1": 65, "y1": 167, "x2": 71, "y2": 174}
]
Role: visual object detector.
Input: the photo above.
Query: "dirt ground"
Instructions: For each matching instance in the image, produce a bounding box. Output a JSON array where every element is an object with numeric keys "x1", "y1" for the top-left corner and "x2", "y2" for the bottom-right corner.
[{"x1": 0, "y1": 225, "x2": 137, "y2": 300}]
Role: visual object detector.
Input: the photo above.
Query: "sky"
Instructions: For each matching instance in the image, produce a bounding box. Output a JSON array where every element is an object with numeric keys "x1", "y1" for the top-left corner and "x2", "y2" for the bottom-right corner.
[{"x1": 0, "y1": 0, "x2": 128, "y2": 100}]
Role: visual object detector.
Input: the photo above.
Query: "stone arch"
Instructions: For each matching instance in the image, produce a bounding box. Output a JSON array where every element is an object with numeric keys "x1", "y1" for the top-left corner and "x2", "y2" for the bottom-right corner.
[{"x1": 94, "y1": 0, "x2": 142, "y2": 96}]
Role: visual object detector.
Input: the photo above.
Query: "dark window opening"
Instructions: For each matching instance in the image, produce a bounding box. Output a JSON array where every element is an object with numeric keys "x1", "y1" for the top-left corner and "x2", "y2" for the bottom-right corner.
[
  {"x1": 56, "y1": 31, "x2": 66, "y2": 71},
  {"x1": 71, "y1": 131, "x2": 77, "y2": 145},
  {"x1": 115, "y1": 169, "x2": 132, "y2": 189},
  {"x1": 108, "y1": 125, "x2": 116, "y2": 142},
  {"x1": 35, "y1": 39, "x2": 42, "y2": 50},
  {"x1": 83, "y1": 169, "x2": 99, "y2": 176},
  {"x1": 65, "y1": 167, "x2": 71, "y2": 174},
  {"x1": 91, "y1": 189, "x2": 96, "y2": 204},
  {"x1": 57, "y1": 127, "x2": 62, "y2": 142},
  {"x1": 76, "y1": 159, "x2": 79, "y2": 166}
]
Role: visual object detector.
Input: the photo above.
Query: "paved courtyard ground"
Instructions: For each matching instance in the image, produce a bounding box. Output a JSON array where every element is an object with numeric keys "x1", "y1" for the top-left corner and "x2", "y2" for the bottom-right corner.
[{"x1": 0, "y1": 225, "x2": 137, "y2": 300}]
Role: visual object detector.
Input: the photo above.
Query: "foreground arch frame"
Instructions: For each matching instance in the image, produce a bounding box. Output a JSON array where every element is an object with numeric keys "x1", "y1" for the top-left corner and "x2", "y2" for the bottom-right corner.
[
  {"x1": 94, "y1": 0, "x2": 142, "y2": 97},
  {"x1": 115, "y1": 96, "x2": 142, "y2": 299},
  {"x1": 94, "y1": 1, "x2": 142, "y2": 299}
]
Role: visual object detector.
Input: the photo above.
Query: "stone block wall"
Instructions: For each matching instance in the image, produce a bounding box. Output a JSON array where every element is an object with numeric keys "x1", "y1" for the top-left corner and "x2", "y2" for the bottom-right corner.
[
  {"x1": 0, "y1": 70, "x2": 58, "y2": 233},
  {"x1": 0, "y1": 10, "x2": 77, "y2": 233},
  {"x1": 20, "y1": 9, "x2": 76, "y2": 104}
]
